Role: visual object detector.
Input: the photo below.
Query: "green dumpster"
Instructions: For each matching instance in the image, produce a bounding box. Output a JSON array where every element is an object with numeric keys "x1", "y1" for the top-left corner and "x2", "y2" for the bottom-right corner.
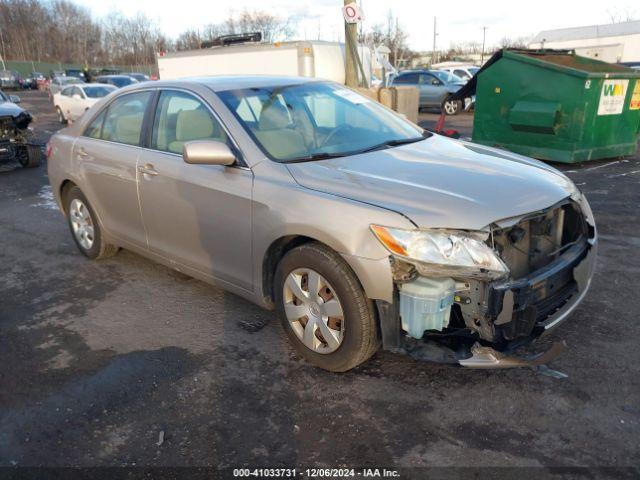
[{"x1": 470, "y1": 49, "x2": 640, "y2": 163}]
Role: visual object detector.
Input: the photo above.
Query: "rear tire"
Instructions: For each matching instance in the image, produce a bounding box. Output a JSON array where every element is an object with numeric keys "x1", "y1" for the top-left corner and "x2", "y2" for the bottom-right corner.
[
  {"x1": 275, "y1": 242, "x2": 380, "y2": 372},
  {"x1": 65, "y1": 186, "x2": 118, "y2": 260},
  {"x1": 442, "y1": 99, "x2": 462, "y2": 115}
]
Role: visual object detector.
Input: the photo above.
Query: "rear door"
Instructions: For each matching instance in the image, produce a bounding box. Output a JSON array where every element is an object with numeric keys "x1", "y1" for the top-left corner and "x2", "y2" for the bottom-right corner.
[
  {"x1": 71, "y1": 90, "x2": 153, "y2": 248},
  {"x1": 136, "y1": 89, "x2": 253, "y2": 290},
  {"x1": 394, "y1": 73, "x2": 425, "y2": 105}
]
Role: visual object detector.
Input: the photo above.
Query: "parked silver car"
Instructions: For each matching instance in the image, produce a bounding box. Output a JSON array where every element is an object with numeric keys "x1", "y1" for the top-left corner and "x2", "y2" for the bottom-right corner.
[
  {"x1": 391, "y1": 69, "x2": 466, "y2": 114},
  {"x1": 47, "y1": 76, "x2": 597, "y2": 371}
]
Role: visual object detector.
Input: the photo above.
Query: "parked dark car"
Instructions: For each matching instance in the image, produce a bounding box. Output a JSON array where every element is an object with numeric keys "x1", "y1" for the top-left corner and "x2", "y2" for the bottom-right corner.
[
  {"x1": 391, "y1": 69, "x2": 465, "y2": 115},
  {"x1": 0, "y1": 90, "x2": 41, "y2": 168},
  {"x1": 95, "y1": 75, "x2": 139, "y2": 88},
  {"x1": 21, "y1": 72, "x2": 46, "y2": 90},
  {"x1": 0, "y1": 70, "x2": 21, "y2": 90},
  {"x1": 126, "y1": 72, "x2": 150, "y2": 82},
  {"x1": 65, "y1": 69, "x2": 86, "y2": 82}
]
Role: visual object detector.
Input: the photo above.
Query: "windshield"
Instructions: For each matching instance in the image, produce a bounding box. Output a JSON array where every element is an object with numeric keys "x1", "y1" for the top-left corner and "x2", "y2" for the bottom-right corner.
[
  {"x1": 83, "y1": 85, "x2": 116, "y2": 98},
  {"x1": 0, "y1": 91, "x2": 7, "y2": 102},
  {"x1": 432, "y1": 71, "x2": 464, "y2": 84},
  {"x1": 218, "y1": 82, "x2": 425, "y2": 162},
  {"x1": 60, "y1": 77, "x2": 81, "y2": 85}
]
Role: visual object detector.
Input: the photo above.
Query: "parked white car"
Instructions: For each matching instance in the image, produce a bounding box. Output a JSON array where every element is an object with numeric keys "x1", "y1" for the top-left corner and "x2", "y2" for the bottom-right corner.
[
  {"x1": 53, "y1": 83, "x2": 116, "y2": 123},
  {"x1": 437, "y1": 65, "x2": 480, "y2": 82}
]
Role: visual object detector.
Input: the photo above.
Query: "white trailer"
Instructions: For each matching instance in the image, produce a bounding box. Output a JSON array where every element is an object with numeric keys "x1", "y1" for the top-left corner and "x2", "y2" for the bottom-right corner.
[{"x1": 157, "y1": 40, "x2": 372, "y2": 85}]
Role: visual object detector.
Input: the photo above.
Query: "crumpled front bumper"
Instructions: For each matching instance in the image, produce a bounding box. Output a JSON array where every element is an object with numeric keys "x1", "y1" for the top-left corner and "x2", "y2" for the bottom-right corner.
[
  {"x1": 486, "y1": 237, "x2": 597, "y2": 342},
  {"x1": 377, "y1": 233, "x2": 597, "y2": 369}
]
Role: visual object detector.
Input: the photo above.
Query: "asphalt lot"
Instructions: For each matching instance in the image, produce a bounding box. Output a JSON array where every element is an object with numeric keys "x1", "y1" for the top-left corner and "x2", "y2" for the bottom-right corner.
[{"x1": 0, "y1": 90, "x2": 639, "y2": 476}]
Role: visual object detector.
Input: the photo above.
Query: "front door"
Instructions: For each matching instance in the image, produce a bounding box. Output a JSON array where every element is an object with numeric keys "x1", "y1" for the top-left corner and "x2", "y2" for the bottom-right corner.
[
  {"x1": 137, "y1": 89, "x2": 253, "y2": 291},
  {"x1": 418, "y1": 73, "x2": 443, "y2": 107},
  {"x1": 72, "y1": 90, "x2": 152, "y2": 248},
  {"x1": 68, "y1": 87, "x2": 85, "y2": 120}
]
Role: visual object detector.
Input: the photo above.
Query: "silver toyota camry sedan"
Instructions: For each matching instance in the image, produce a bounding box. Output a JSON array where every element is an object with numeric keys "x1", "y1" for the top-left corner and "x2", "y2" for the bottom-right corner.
[{"x1": 47, "y1": 76, "x2": 597, "y2": 372}]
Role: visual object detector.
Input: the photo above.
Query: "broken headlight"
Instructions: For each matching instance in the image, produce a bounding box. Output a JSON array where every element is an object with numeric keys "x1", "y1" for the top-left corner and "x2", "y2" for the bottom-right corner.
[{"x1": 370, "y1": 225, "x2": 509, "y2": 280}]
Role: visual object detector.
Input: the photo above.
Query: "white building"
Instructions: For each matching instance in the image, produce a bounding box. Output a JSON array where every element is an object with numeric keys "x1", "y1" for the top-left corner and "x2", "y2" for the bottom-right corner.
[{"x1": 529, "y1": 20, "x2": 640, "y2": 64}]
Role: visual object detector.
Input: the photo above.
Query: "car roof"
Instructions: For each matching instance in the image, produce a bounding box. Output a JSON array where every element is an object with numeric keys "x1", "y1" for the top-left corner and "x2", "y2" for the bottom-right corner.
[
  {"x1": 97, "y1": 75, "x2": 133, "y2": 79},
  {"x1": 79, "y1": 83, "x2": 116, "y2": 89},
  {"x1": 138, "y1": 75, "x2": 323, "y2": 92}
]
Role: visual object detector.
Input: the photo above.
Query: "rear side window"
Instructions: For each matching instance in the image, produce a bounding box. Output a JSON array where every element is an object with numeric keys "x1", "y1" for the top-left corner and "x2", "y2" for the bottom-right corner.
[
  {"x1": 151, "y1": 90, "x2": 229, "y2": 154},
  {"x1": 101, "y1": 91, "x2": 152, "y2": 146},
  {"x1": 394, "y1": 73, "x2": 419, "y2": 84}
]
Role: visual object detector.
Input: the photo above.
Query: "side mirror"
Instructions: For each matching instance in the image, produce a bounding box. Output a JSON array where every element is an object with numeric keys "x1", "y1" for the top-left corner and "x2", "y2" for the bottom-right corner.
[
  {"x1": 432, "y1": 79, "x2": 442, "y2": 86},
  {"x1": 183, "y1": 140, "x2": 236, "y2": 166},
  {"x1": 9, "y1": 95, "x2": 20, "y2": 103}
]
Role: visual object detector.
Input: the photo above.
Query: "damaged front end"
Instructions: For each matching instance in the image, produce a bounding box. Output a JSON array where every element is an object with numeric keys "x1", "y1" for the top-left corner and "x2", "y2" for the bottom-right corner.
[
  {"x1": 373, "y1": 193, "x2": 597, "y2": 368},
  {"x1": 0, "y1": 104, "x2": 41, "y2": 168},
  {"x1": 0, "y1": 108, "x2": 34, "y2": 161}
]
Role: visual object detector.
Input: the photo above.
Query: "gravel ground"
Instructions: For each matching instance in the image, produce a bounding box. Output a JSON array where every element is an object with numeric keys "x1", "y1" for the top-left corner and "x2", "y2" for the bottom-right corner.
[{"x1": 0, "y1": 91, "x2": 638, "y2": 478}]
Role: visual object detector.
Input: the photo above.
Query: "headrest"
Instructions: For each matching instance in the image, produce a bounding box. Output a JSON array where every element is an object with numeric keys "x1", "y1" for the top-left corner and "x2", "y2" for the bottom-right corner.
[
  {"x1": 176, "y1": 109, "x2": 215, "y2": 141},
  {"x1": 259, "y1": 101, "x2": 291, "y2": 130}
]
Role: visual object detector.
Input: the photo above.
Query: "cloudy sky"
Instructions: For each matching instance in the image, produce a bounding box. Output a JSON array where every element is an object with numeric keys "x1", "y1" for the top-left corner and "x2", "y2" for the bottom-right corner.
[{"x1": 76, "y1": 0, "x2": 638, "y2": 50}]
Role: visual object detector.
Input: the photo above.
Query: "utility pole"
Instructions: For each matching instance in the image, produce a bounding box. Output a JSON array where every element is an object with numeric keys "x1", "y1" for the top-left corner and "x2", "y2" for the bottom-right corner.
[
  {"x1": 344, "y1": 0, "x2": 358, "y2": 87},
  {"x1": 0, "y1": 29, "x2": 6, "y2": 70},
  {"x1": 432, "y1": 17, "x2": 437, "y2": 65},
  {"x1": 481, "y1": 26, "x2": 487, "y2": 64}
]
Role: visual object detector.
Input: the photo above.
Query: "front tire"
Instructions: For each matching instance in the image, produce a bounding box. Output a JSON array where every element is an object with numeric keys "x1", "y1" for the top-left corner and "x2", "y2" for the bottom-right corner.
[
  {"x1": 65, "y1": 186, "x2": 118, "y2": 259},
  {"x1": 275, "y1": 242, "x2": 379, "y2": 372},
  {"x1": 17, "y1": 145, "x2": 42, "y2": 168},
  {"x1": 56, "y1": 106, "x2": 66, "y2": 124}
]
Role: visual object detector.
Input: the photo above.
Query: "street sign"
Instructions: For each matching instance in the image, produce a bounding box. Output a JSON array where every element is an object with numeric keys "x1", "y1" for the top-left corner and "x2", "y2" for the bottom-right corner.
[{"x1": 342, "y1": 2, "x2": 364, "y2": 24}]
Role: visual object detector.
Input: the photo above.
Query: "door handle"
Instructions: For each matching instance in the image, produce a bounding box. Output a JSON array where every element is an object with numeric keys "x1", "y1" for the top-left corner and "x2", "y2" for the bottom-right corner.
[
  {"x1": 77, "y1": 147, "x2": 88, "y2": 157},
  {"x1": 138, "y1": 164, "x2": 159, "y2": 177}
]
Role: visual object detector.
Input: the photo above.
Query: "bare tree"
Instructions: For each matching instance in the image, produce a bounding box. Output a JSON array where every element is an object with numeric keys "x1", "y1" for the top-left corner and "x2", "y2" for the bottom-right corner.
[
  {"x1": 607, "y1": 7, "x2": 638, "y2": 23},
  {"x1": 498, "y1": 36, "x2": 532, "y2": 49},
  {"x1": 361, "y1": 11, "x2": 414, "y2": 68}
]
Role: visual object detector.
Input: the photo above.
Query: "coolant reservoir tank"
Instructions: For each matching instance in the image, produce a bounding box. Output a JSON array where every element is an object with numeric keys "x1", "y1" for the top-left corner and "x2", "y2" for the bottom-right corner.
[{"x1": 399, "y1": 277, "x2": 455, "y2": 339}]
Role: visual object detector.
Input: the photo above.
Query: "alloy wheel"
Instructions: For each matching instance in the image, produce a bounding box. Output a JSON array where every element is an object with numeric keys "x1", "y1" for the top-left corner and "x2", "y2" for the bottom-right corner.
[
  {"x1": 69, "y1": 198, "x2": 95, "y2": 250},
  {"x1": 282, "y1": 268, "x2": 345, "y2": 354},
  {"x1": 443, "y1": 100, "x2": 459, "y2": 115}
]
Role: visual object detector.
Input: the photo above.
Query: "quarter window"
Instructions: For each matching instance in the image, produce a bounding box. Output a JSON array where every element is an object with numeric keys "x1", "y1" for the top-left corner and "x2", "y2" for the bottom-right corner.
[
  {"x1": 84, "y1": 110, "x2": 106, "y2": 139},
  {"x1": 100, "y1": 91, "x2": 152, "y2": 146},
  {"x1": 151, "y1": 90, "x2": 229, "y2": 155}
]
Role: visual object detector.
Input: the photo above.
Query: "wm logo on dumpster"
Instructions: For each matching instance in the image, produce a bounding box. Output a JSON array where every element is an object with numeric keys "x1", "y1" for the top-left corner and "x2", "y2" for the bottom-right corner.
[
  {"x1": 603, "y1": 83, "x2": 625, "y2": 96},
  {"x1": 598, "y1": 79, "x2": 628, "y2": 115}
]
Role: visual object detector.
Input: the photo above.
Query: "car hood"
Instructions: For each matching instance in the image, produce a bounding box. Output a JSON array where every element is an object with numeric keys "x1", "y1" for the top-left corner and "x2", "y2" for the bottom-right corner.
[
  {"x1": 286, "y1": 135, "x2": 576, "y2": 230},
  {"x1": 0, "y1": 102, "x2": 25, "y2": 117}
]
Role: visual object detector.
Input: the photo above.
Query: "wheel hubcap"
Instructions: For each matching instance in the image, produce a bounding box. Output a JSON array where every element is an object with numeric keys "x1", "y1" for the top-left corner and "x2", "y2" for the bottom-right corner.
[
  {"x1": 69, "y1": 198, "x2": 95, "y2": 250},
  {"x1": 283, "y1": 268, "x2": 344, "y2": 354},
  {"x1": 444, "y1": 101, "x2": 457, "y2": 114}
]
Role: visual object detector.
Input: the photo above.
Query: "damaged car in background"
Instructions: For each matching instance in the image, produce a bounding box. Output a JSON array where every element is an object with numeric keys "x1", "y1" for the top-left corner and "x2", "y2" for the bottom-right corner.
[
  {"x1": 0, "y1": 90, "x2": 41, "y2": 168},
  {"x1": 47, "y1": 77, "x2": 596, "y2": 372}
]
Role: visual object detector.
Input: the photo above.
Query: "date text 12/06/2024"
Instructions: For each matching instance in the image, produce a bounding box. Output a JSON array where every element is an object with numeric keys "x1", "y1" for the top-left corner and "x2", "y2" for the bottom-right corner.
[{"x1": 232, "y1": 468, "x2": 401, "y2": 478}]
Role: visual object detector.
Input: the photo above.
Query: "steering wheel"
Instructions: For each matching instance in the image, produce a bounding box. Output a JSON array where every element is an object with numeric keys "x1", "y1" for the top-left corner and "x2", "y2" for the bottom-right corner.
[{"x1": 319, "y1": 124, "x2": 353, "y2": 148}]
